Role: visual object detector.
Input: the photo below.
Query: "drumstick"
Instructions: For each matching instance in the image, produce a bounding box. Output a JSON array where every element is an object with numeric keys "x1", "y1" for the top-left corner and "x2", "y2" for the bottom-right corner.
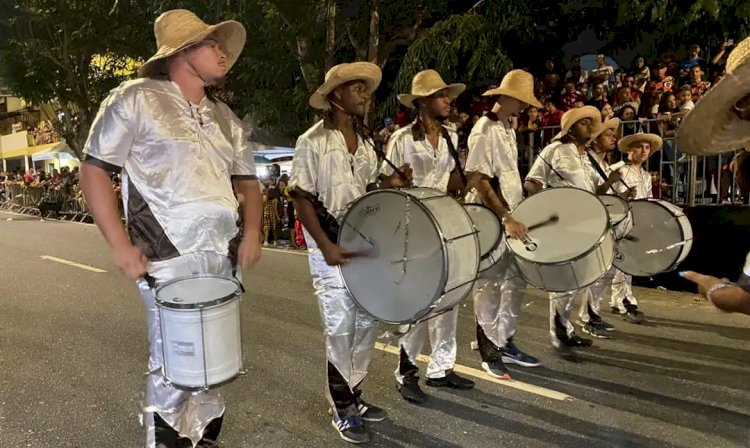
[
  {"x1": 527, "y1": 214, "x2": 559, "y2": 231},
  {"x1": 342, "y1": 221, "x2": 375, "y2": 247}
]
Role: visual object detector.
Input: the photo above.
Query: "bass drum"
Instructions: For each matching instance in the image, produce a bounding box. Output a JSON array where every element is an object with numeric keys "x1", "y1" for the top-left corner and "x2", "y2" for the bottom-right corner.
[
  {"x1": 463, "y1": 204, "x2": 506, "y2": 273},
  {"x1": 507, "y1": 187, "x2": 614, "y2": 292},
  {"x1": 614, "y1": 199, "x2": 693, "y2": 276},
  {"x1": 338, "y1": 187, "x2": 479, "y2": 324}
]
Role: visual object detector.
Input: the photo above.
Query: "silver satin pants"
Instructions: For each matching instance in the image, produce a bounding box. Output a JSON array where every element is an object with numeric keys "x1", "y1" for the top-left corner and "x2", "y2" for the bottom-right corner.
[
  {"x1": 473, "y1": 251, "x2": 526, "y2": 349},
  {"x1": 579, "y1": 266, "x2": 618, "y2": 323},
  {"x1": 308, "y1": 248, "x2": 379, "y2": 418},
  {"x1": 611, "y1": 270, "x2": 638, "y2": 312},
  {"x1": 549, "y1": 289, "x2": 584, "y2": 346},
  {"x1": 395, "y1": 307, "x2": 458, "y2": 382},
  {"x1": 141, "y1": 252, "x2": 236, "y2": 447}
]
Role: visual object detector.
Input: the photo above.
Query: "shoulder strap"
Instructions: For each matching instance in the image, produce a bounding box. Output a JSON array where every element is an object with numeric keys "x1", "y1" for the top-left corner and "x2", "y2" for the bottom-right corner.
[
  {"x1": 585, "y1": 150, "x2": 610, "y2": 184},
  {"x1": 440, "y1": 126, "x2": 467, "y2": 185}
]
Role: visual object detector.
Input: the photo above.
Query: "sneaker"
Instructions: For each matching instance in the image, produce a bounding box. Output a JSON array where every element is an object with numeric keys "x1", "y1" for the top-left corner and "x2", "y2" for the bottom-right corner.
[
  {"x1": 357, "y1": 400, "x2": 387, "y2": 422},
  {"x1": 501, "y1": 341, "x2": 541, "y2": 367},
  {"x1": 582, "y1": 322, "x2": 611, "y2": 339},
  {"x1": 332, "y1": 415, "x2": 370, "y2": 444},
  {"x1": 470, "y1": 340, "x2": 479, "y2": 350},
  {"x1": 481, "y1": 360, "x2": 511, "y2": 380},
  {"x1": 622, "y1": 309, "x2": 645, "y2": 324},
  {"x1": 397, "y1": 380, "x2": 427, "y2": 404},
  {"x1": 556, "y1": 333, "x2": 593, "y2": 348},
  {"x1": 593, "y1": 319, "x2": 615, "y2": 331},
  {"x1": 610, "y1": 306, "x2": 622, "y2": 315},
  {"x1": 425, "y1": 371, "x2": 475, "y2": 390}
]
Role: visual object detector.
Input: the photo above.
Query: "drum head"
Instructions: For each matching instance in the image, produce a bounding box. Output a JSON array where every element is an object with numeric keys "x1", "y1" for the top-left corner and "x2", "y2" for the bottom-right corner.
[
  {"x1": 600, "y1": 194, "x2": 630, "y2": 225},
  {"x1": 614, "y1": 199, "x2": 692, "y2": 276},
  {"x1": 508, "y1": 187, "x2": 608, "y2": 264},
  {"x1": 464, "y1": 204, "x2": 502, "y2": 258},
  {"x1": 156, "y1": 275, "x2": 241, "y2": 309},
  {"x1": 338, "y1": 189, "x2": 446, "y2": 324}
]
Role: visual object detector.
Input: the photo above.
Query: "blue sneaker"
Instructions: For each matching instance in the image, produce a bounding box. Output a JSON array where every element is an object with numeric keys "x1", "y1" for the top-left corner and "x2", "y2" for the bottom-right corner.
[
  {"x1": 331, "y1": 414, "x2": 370, "y2": 444},
  {"x1": 481, "y1": 360, "x2": 511, "y2": 379},
  {"x1": 501, "y1": 340, "x2": 541, "y2": 367}
]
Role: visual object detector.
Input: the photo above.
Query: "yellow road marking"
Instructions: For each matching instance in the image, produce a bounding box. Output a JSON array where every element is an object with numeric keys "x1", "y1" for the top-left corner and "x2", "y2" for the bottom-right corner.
[
  {"x1": 40, "y1": 255, "x2": 107, "y2": 273},
  {"x1": 375, "y1": 342, "x2": 572, "y2": 401}
]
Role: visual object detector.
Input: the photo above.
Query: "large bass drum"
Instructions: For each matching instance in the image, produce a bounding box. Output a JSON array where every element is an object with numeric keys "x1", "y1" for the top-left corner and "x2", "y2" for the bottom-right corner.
[
  {"x1": 338, "y1": 187, "x2": 479, "y2": 324},
  {"x1": 614, "y1": 199, "x2": 693, "y2": 276},
  {"x1": 463, "y1": 204, "x2": 506, "y2": 274},
  {"x1": 507, "y1": 187, "x2": 615, "y2": 292}
]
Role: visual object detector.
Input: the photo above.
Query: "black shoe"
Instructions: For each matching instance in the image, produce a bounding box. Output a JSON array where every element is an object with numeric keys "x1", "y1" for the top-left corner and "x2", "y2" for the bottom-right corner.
[
  {"x1": 582, "y1": 322, "x2": 611, "y2": 339},
  {"x1": 593, "y1": 318, "x2": 615, "y2": 331},
  {"x1": 357, "y1": 400, "x2": 387, "y2": 422},
  {"x1": 481, "y1": 359, "x2": 511, "y2": 379},
  {"x1": 610, "y1": 306, "x2": 622, "y2": 315},
  {"x1": 557, "y1": 334, "x2": 593, "y2": 348},
  {"x1": 425, "y1": 371, "x2": 475, "y2": 390},
  {"x1": 397, "y1": 380, "x2": 427, "y2": 404},
  {"x1": 622, "y1": 308, "x2": 645, "y2": 324},
  {"x1": 501, "y1": 340, "x2": 541, "y2": 367},
  {"x1": 332, "y1": 415, "x2": 370, "y2": 444}
]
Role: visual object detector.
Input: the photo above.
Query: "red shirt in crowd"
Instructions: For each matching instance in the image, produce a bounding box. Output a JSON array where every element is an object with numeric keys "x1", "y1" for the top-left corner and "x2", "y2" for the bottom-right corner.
[
  {"x1": 559, "y1": 91, "x2": 586, "y2": 111},
  {"x1": 543, "y1": 109, "x2": 564, "y2": 127}
]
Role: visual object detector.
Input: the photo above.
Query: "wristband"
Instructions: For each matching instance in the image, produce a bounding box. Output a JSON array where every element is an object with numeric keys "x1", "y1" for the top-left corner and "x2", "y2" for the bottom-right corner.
[{"x1": 706, "y1": 281, "x2": 733, "y2": 307}]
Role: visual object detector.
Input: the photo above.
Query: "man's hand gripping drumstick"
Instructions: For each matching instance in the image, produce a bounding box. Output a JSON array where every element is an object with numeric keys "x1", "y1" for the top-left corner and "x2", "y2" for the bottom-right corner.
[{"x1": 468, "y1": 172, "x2": 528, "y2": 239}]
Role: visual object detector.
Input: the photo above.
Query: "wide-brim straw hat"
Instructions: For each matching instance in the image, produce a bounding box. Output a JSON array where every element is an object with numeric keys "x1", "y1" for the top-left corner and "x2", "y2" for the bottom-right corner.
[
  {"x1": 482, "y1": 69, "x2": 543, "y2": 109},
  {"x1": 309, "y1": 62, "x2": 382, "y2": 110},
  {"x1": 397, "y1": 70, "x2": 466, "y2": 108},
  {"x1": 589, "y1": 117, "x2": 620, "y2": 142},
  {"x1": 551, "y1": 106, "x2": 601, "y2": 141},
  {"x1": 138, "y1": 9, "x2": 246, "y2": 78},
  {"x1": 618, "y1": 132, "x2": 663, "y2": 153},
  {"x1": 678, "y1": 36, "x2": 750, "y2": 155}
]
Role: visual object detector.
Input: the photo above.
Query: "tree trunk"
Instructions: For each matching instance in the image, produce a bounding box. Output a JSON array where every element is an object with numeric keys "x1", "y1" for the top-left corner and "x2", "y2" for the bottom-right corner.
[
  {"x1": 365, "y1": 0, "x2": 380, "y2": 127},
  {"x1": 324, "y1": 0, "x2": 336, "y2": 72}
]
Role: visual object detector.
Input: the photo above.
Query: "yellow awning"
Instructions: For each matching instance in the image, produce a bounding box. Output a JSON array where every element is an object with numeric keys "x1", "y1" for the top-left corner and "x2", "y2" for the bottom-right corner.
[{"x1": 1, "y1": 142, "x2": 61, "y2": 159}]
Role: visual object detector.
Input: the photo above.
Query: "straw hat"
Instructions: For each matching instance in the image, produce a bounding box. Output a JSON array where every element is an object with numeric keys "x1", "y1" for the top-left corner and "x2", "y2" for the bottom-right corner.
[
  {"x1": 309, "y1": 62, "x2": 382, "y2": 110},
  {"x1": 482, "y1": 70, "x2": 542, "y2": 109},
  {"x1": 618, "y1": 133, "x2": 663, "y2": 153},
  {"x1": 589, "y1": 118, "x2": 620, "y2": 142},
  {"x1": 397, "y1": 70, "x2": 466, "y2": 108},
  {"x1": 678, "y1": 36, "x2": 750, "y2": 155},
  {"x1": 138, "y1": 9, "x2": 246, "y2": 78}
]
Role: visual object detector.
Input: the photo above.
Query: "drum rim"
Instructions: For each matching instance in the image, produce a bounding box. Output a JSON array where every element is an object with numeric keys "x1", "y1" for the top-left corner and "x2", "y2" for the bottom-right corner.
[
  {"x1": 155, "y1": 274, "x2": 242, "y2": 309},
  {"x1": 614, "y1": 198, "x2": 692, "y2": 276},
  {"x1": 600, "y1": 194, "x2": 631, "y2": 226},
  {"x1": 163, "y1": 370, "x2": 243, "y2": 391},
  {"x1": 464, "y1": 203, "x2": 504, "y2": 260},
  {"x1": 507, "y1": 187, "x2": 611, "y2": 264}
]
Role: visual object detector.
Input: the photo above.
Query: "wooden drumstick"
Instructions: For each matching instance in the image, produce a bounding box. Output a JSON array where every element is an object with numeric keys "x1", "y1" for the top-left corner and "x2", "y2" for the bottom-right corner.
[{"x1": 527, "y1": 214, "x2": 560, "y2": 231}]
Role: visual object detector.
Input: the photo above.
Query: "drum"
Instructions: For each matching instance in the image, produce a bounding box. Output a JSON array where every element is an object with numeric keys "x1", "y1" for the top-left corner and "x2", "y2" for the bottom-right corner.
[
  {"x1": 507, "y1": 187, "x2": 615, "y2": 292},
  {"x1": 338, "y1": 187, "x2": 479, "y2": 324},
  {"x1": 155, "y1": 274, "x2": 244, "y2": 390},
  {"x1": 464, "y1": 204, "x2": 506, "y2": 273},
  {"x1": 599, "y1": 194, "x2": 630, "y2": 226},
  {"x1": 614, "y1": 199, "x2": 693, "y2": 276}
]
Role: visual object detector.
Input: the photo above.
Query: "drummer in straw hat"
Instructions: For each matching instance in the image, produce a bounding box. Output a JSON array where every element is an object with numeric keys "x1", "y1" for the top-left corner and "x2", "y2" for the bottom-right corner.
[
  {"x1": 464, "y1": 69, "x2": 542, "y2": 379},
  {"x1": 603, "y1": 132, "x2": 664, "y2": 323},
  {"x1": 524, "y1": 105, "x2": 601, "y2": 352},
  {"x1": 80, "y1": 9, "x2": 263, "y2": 447},
  {"x1": 677, "y1": 35, "x2": 750, "y2": 315},
  {"x1": 383, "y1": 69, "x2": 475, "y2": 404},
  {"x1": 288, "y1": 62, "x2": 411, "y2": 444}
]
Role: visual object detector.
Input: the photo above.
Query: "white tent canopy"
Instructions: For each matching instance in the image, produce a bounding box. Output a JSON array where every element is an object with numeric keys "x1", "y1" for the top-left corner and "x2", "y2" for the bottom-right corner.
[{"x1": 31, "y1": 141, "x2": 77, "y2": 162}]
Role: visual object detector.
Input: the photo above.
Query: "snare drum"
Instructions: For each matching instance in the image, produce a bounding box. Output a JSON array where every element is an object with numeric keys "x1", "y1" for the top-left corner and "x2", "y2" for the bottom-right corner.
[
  {"x1": 614, "y1": 199, "x2": 693, "y2": 276},
  {"x1": 338, "y1": 187, "x2": 479, "y2": 324},
  {"x1": 507, "y1": 187, "x2": 615, "y2": 292},
  {"x1": 463, "y1": 204, "x2": 506, "y2": 273},
  {"x1": 155, "y1": 274, "x2": 244, "y2": 390}
]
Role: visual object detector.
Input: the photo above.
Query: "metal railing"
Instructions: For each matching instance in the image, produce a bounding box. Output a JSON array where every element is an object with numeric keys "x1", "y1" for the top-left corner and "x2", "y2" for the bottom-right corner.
[
  {"x1": 0, "y1": 184, "x2": 94, "y2": 222},
  {"x1": 516, "y1": 118, "x2": 746, "y2": 207}
]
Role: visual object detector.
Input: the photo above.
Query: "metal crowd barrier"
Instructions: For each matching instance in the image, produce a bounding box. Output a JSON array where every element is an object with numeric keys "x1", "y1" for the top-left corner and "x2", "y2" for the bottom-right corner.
[
  {"x1": 516, "y1": 118, "x2": 745, "y2": 207},
  {"x1": 0, "y1": 184, "x2": 93, "y2": 222}
]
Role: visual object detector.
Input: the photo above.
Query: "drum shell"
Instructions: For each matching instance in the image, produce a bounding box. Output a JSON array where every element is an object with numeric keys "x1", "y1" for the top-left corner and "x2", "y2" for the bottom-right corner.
[
  {"x1": 463, "y1": 204, "x2": 506, "y2": 274},
  {"x1": 158, "y1": 298, "x2": 243, "y2": 389},
  {"x1": 338, "y1": 188, "x2": 479, "y2": 324}
]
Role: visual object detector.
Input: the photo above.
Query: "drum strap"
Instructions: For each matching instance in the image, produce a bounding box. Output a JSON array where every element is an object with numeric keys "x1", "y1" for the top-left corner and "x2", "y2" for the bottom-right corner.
[
  {"x1": 440, "y1": 126, "x2": 468, "y2": 186},
  {"x1": 585, "y1": 150, "x2": 632, "y2": 190},
  {"x1": 537, "y1": 142, "x2": 570, "y2": 185}
]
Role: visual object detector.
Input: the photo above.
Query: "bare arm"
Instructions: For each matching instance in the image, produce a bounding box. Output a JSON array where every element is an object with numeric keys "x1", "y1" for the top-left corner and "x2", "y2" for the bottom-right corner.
[
  {"x1": 468, "y1": 172, "x2": 510, "y2": 218},
  {"x1": 524, "y1": 179, "x2": 543, "y2": 196},
  {"x1": 80, "y1": 163, "x2": 130, "y2": 249},
  {"x1": 710, "y1": 286, "x2": 750, "y2": 314},
  {"x1": 233, "y1": 179, "x2": 263, "y2": 243}
]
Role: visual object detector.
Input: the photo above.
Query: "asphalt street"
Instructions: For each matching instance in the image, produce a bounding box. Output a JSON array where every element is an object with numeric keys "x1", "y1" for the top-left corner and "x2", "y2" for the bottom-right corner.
[{"x1": 1, "y1": 211, "x2": 749, "y2": 448}]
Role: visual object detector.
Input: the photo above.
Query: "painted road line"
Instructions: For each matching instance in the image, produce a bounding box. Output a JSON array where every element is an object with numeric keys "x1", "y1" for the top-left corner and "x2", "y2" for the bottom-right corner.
[
  {"x1": 375, "y1": 342, "x2": 572, "y2": 401},
  {"x1": 40, "y1": 255, "x2": 107, "y2": 273}
]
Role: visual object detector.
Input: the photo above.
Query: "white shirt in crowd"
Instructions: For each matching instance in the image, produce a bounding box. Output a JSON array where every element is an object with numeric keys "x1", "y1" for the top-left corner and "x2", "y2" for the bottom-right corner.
[
  {"x1": 381, "y1": 122, "x2": 457, "y2": 193},
  {"x1": 288, "y1": 120, "x2": 380, "y2": 249},
  {"x1": 526, "y1": 141, "x2": 596, "y2": 193},
  {"x1": 616, "y1": 163, "x2": 653, "y2": 200},
  {"x1": 465, "y1": 115, "x2": 524, "y2": 209}
]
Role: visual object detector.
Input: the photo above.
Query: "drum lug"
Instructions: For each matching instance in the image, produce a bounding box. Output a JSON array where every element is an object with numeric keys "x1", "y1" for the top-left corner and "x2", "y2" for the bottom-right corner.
[{"x1": 614, "y1": 251, "x2": 624, "y2": 262}]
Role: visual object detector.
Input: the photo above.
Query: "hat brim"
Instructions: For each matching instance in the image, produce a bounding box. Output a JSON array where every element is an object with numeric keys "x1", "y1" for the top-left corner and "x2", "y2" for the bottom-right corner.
[
  {"x1": 618, "y1": 133, "x2": 663, "y2": 153},
  {"x1": 561, "y1": 106, "x2": 600, "y2": 135},
  {"x1": 677, "y1": 70, "x2": 750, "y2": 155},
  {"x1": 589, "y1": 118, "x2": 621, "y2": 143},
  {"x1": 482, "y1": 86, "x2": 543, "y2": 109},
  {"x1": 137, "y1": 20, "x2": 246, "y2": 78},
  {"x1": 309, "y1": 62, "x2": 382, "y2": 110},
  {"x1": 398, "y1": 83, "x2": 466, "y2": 108}
]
